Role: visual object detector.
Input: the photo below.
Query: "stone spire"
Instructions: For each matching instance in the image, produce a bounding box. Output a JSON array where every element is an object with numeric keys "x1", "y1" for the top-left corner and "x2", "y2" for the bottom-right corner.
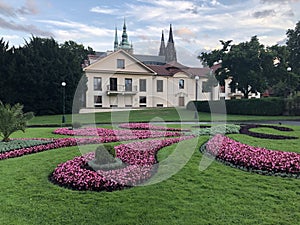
[
  {"x1": 158, "y1": 30, "x2": 166, "y2": 57},
  {"x1": 119, "y1": 19, "x2": 133, "y2": 53},
  {"x1": 114, "y1": 26, "x2": 118, "y2": 51},
  {"x1": 165, "y1": 24, "x2": 177, "y2": 62}
]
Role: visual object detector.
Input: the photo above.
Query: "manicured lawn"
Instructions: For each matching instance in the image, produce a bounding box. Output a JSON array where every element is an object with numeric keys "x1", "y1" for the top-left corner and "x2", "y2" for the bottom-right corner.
[
  {"x1": 28, "y1": 108, "x2": 300, "y2": 126},
  {"x1": 1, "y1": 123, "x2": 300, "y2": 224}
]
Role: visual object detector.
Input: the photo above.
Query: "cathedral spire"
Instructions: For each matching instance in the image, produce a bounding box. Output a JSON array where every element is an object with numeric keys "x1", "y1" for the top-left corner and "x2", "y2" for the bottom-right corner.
[
  {"x1": 118, "y1": 18, "x2": 133, "y2": 53},
  {"x1": 158, "y1": 30, "x2": 166, "y2": 57},
  {"x1": 165, "y1": 24, "x2": 177, "y2": 62},
  {"x1": 114, "y1": 26, "x2": 118, "y2": 51}
]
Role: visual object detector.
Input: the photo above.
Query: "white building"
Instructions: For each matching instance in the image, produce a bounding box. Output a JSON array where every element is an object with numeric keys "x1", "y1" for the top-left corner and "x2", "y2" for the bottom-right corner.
[{"x1": 81, "y1": 22, "x2": 233, "y2": 112}]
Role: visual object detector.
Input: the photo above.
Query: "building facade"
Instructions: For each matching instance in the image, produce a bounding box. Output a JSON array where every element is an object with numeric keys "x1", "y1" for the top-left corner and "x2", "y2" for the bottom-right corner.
[{"x1": 81, "y1": 22, "x2": 233, "y2": 112}]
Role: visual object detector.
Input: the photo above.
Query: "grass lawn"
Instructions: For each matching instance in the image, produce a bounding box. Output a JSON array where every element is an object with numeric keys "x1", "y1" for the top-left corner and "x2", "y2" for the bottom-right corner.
[
  {"x1": 29, "y1": 108, "x2": 300, "y2": 126},
  {"x1": 1, "y1": 123, "x2": 300, "y2": 224}
]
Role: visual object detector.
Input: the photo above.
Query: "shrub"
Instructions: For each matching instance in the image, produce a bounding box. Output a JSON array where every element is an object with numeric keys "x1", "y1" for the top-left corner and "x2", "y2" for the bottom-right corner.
[
  {"x1": 187, "y1": 97, "x2": 285, "y2": 116},
  {"x1": 0, "y1": 102, "x2": 34, "y2": 142},
  {"x1": 72, "y1": 122, "x2": 82, "y2": 129},
  {"x1": 191, "y1": 124, "x2": 240, "y2": 136}
]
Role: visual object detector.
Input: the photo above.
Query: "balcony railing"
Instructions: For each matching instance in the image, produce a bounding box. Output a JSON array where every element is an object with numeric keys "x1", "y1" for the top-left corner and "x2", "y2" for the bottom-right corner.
[{"x1": 106, "y1": 85, "x2": 138, "y2": 95}]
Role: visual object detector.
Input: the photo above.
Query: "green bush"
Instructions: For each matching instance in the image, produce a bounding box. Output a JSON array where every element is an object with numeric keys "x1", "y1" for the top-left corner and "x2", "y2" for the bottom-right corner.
[
  {"x1": 0, "y1": 140, "x2": 53, "y2": 153},
  {"x1": 87, "y1": 145, "x2": 125, "y2": 171},
  {"x1": 0, "y1": 102, "x2": 34, "y2": 142},
  {"x1": 191, "y1": 124, "x2": 240, "y2": 136},
  {"x1": 285, "y1": 96, "x2": 300, "y2": 115},
  {"x1": 187, "y1": 97, "x2": 285, "y2": 116}
]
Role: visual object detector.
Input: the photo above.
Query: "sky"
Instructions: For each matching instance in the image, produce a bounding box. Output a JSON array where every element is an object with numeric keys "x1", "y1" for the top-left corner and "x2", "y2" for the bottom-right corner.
[{"x1": 0, "y1": 0, "x2": 299, "y2": 66}]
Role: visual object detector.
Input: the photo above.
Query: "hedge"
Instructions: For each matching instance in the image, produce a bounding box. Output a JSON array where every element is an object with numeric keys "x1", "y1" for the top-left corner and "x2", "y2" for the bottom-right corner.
[{"x1": 187, "y1": 97, "x2": 285, "y2": 116}]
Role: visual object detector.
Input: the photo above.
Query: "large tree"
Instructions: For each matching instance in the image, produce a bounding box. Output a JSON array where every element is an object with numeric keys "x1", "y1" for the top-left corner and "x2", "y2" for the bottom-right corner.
[
  {"x1": 200, "y1": 36, "x2": 268, "y2": 98},
  {"x1": 286, "y1": 21, "x2": 300, "y2": 93},
  {"x1": 0, "y1": 36, "x2": 93, "y2": 115}
]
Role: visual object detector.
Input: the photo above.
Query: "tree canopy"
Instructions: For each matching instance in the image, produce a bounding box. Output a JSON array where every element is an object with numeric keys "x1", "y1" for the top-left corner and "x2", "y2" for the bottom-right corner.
[
  {"x1": 199, "y1": 21, "x2": 300, "y2": 98},
  {"x1": 0, "y1": 36, "x2": 93, "y2": 115}
]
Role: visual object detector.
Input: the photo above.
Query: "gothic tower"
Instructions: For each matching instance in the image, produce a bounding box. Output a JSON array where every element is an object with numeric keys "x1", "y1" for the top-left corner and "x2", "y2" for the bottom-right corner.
[
  {"x1": 165, "y1": 24, "x2": 177, "y2": 62},
  {"x1": 114, "y1": 26, "x2": 118, "y2": 51},
  {"x1": 119, "y1": 19, "x2": 133, "y2": 53},
  {"x1": 158, "y1": 30, "x2": 166, "y2": 57}
]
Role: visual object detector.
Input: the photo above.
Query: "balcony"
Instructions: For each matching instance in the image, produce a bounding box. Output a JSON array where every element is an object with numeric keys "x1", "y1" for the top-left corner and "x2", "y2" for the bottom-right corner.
[{"x1": 106, "y1": 85, "x2": 138, "y2": 95}]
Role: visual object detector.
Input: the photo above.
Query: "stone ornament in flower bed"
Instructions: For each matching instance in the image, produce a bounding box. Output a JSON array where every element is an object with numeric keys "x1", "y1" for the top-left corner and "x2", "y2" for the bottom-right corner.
[{"x1": 88, "y1": 145, "x2": 126, "y2": 171}]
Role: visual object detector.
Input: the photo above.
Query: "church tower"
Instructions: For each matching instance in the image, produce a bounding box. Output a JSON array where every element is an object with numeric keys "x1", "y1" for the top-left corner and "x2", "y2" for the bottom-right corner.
[
  {"x1": 158, "y1": 30, "x2": 166, "y2": 57},
  {"x1": 114, "y1": 26, "x2": 118, "y2": 51},
  {"x1": 165, "y1": 24, "x2": 177, "y2": 62},
  {"x1": 118, "y1": 19, "x2": 133, "y2": 53}
]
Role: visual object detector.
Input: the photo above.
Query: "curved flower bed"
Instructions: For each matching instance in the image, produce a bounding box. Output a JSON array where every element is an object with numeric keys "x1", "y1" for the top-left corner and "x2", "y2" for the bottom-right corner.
[
  {"x1": 53, "y1": 127, "x2": 183, "y2": 138},
  {"x1": 118, "y1": 123, "x2": 190, "y2": 132},
  {"x1": 239, "y1": 124, "x2": 297, "y2": 139},
  {"x1": 50, "y1": 136, "x2": 194, "y2": 191},
  {"x1": 203, "y1": 134, "x2": 300, "y2": 177}
]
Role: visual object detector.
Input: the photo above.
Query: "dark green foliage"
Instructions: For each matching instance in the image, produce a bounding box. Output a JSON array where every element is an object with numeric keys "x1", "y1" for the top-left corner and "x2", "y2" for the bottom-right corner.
[
  {"x1": 199, "y1": 21, "x2": 300, "y2": 98},
  {"x1": 94, "y1": 145, "x2": 115, "y2": 164},
  {"x1": 285, "y1": 95, "x2": 300, "y2": 115},
  {"x1": 187, "y1": 97, "x2": 285, "y2": 116},
  {"x1": 0, "y1": 102, "x2": 34, "y2": 141},
  {"x1": 287, "y1": 21, "x2": 300, "y2": 81},
  {"x1": 0, "y1": 139, "x2": 52, "y2": 152},
  {"x1": 0, "y1": 36, "x2": 93, "y2": 115},
  {"x1": 87, "y1": 145, "x2": 125, "y2": 171}
]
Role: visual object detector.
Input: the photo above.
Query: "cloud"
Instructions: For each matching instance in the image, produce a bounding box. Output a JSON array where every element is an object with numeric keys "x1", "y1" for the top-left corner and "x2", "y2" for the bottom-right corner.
[
  {"x1": 253, "y1": 9, "x2": 275, "y2": 18},
  {"x1": 0, "y1": 17, "x2": 53, "y2": 36},
  {"x1": 38, "y1": 19, "x2": 113, "y2": 39},
  {"x1": 0, "y1": 0, "x2": 38, "y2": 17},
  {"x1": 0, "y1": 1, "x2": 17, "y2": 17},
  {"x1": 260, "y1": 0, "x2": 300, "y2": 4},
  {"x1": 17, "y1": 0, "x2": 39, "y2": 15},
  {"x1": 90, "y1": 6, "x2": 118, "y2": 15}
]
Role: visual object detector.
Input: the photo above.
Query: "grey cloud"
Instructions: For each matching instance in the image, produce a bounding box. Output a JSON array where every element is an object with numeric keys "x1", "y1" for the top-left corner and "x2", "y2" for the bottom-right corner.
[
  {"x1": 260, "y1": 0, "x2": 300, "y2": 4},
  {"x1": 0, "y1": 17, "x2": 53, "y2": 36},
  {"x1": 282, "y1": 9, "x2": 295, "y2": 17},
  {"x1": 253, "y1": 9, "x2": 275, "y2": 18},
  {"x1": 0, "y1": 2, "x2": 17, "y2": 17},
  {"x1": 17, "y1": 0, "x2": 39, "y2": 15},
  {"x1": 0, "y1": 0, "x2": 38, "y2": 17}
]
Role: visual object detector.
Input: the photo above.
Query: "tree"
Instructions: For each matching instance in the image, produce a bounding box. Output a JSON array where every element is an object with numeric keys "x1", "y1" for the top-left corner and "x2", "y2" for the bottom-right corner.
[
  {"x1": 0, "y1": 36, "x2": 94, "y2": 115},
  {"x1": 0, "y1": 102, "x2": 33, "y2": 142},
  {"x1": 200, "y1": 37, "x2": 269, "y2": 98},
  {"x1": 286, "y1": 21, "x2": 300, "y2": 94}
]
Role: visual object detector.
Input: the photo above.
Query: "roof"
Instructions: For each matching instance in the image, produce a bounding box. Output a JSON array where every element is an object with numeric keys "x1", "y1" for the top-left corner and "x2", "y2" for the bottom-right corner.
[
  {"x1": 134, "y1": 54, "x2": 166, "y2": 65},
  {"x1": 147, "y1": 62, "x2": 211, "y2": 77}
]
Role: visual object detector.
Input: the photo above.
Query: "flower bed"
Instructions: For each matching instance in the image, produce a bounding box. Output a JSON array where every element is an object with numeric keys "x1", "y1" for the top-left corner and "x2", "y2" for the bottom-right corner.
[
  {"x1": 239, "y1": 124, "x2": 297, "y2": 139},
  {"x1": 0, "y1": 139, "x2": 53, "y2": 153},
  {"x1": 203, "y1": 134, "x2": 300, "y2": 177},
  {"x1": 53, "y1": 127, "x2": 183, "y2": 138},
  {"x1": 50, "y1": 136, "x2": 194, "y2": 191},
  {"x1": 118, "y1": 123, "x2": 190, "y2": 132},
  {"x1": 191, "y1": 124, "x2": 240, "y2": 136}
]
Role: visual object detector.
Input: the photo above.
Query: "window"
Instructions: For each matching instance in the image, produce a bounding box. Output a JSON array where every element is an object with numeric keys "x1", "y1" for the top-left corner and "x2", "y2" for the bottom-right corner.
[
  {"x1": 139, "y1": 79, "x2": 146, "y2": 92},
  {"x1": 157, "y1": 80, "x2": 163, "y2": 92},
  {"x1": 179, "y1": 79, "x2": 184, "y2": 89},
  {"x1": 202, "y1": 81, "x2": 211, "y2": 93},
  {"x1": 117, "y1": 59, "x2": 125, "y2": 69},
  {"x1": 139, "y1": 96, "x2": 147, "y2": 107},
  {"x1": 94, "y1": 96, "x2": 102, "y2": 107},
  {"x1": 125, "y1": 78, "x2": 132, "y2": 92},
  {"x1": 109, "y1": 78, "x2": 117, "y2": 91},
  {"x1": 93, "y1": 77, "x2": 102, "y2": 91}
]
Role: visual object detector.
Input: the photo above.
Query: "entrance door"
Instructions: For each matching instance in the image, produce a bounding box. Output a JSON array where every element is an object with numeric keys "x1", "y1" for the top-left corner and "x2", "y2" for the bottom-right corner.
[{"x1": 179, "y1": 97, "x2": 185, "y2": 106}]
